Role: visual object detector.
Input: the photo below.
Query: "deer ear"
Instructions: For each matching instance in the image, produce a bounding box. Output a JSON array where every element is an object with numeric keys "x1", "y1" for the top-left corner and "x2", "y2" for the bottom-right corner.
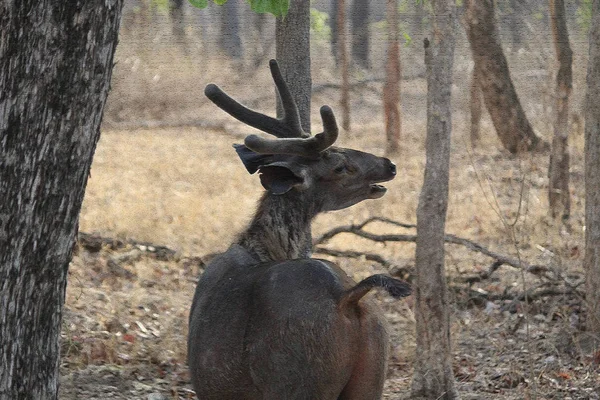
[
  {"x1": 234, "y1": 144, "x2": 272, "y2": 174},
  {"x1": 258, "y1": 164, "x2": 305, "y2": 195}
]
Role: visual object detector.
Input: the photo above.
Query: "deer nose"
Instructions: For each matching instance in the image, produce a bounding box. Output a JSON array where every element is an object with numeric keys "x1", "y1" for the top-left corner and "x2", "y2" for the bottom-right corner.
[{"x1": 387, "y1": 160, "x2": 397, "y2": 176}]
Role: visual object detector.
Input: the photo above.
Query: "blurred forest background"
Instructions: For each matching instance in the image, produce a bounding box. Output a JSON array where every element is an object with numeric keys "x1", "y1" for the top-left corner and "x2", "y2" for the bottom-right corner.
[{"x1": 59, "y1": 1, "x2": 600, "y2": 399}]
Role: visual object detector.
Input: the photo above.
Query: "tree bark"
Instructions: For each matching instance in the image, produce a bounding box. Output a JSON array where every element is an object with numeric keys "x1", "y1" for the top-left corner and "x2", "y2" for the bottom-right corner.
[
  {"x1": 470, "y1": 67, "x2": 483, "y2": 146},
  {"x1": 410, "y1": 1, "x2": 460, "y2": 399},
  {"x1": 585, "y1": 0, "x2": 600, "y2": 336},
  {"x1": 220, "y1": 0, "x2": 242, "y2": 59},
  {"x1": 0, "y1": 1, "x2": 123, "y2": 398},
  {"x1": 351, "y1": 0, "x2": 370, "y2": 69},
  {"x1": 338, "y1": 0, "x2": 351, "y2": 131},
  {"x1": 276, "y1": 0, "x2": 311, "y2": 131},
  {"x1": 384, "y1": 0, "x2": 401, "y2": 154},
  {"x1": 548, "y1": 0, "x2": 573, "y2": 221},
  {"x1": 465, "y1": 0, "x2": 543, "y2": 153}
]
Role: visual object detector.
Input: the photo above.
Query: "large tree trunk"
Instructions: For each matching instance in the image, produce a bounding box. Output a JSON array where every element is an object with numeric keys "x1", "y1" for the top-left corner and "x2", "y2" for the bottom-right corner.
[
  {"x1": 548, "y1": 0, "x2": 573, "y2": 221},
  {"x1": 338, "y1": 0, "x2": 351, "y2": 131},
  {"x1": 384, "y1": 0, "x2": 401, "y2": 154},
  {"x1": 465, "y1": 0, "x2": 543, "y2": 153},
  {"x1": 351, "y1": 0, "x2": 370, "y2": 69},
  {"x1": 0, "y1": 1, "x2": 123, "y2": 398},
  {"x1": 220, "y1": 0, "x2": 242, "y2": 59},
  {"x1": 585, "y1": 0, "x2": 600, "y2": 336},
  {"x1": 276, "y1": 0, "x2": 311, "y2": 131},
  {"x1": 410, "y1": 1, "x2": 460, "y2": 400}
]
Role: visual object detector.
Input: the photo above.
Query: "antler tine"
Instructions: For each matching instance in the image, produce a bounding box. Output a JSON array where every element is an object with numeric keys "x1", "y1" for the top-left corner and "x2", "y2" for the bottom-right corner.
[
  {"x1": 268, "y1": 59, "x2": 308, "y2": 139},
  {"x1": 205, "y1": 84, "x2": 294, "y2": 138},
  {"x1": 244, "y1": 105, "x2": 339, "y2": 156}
]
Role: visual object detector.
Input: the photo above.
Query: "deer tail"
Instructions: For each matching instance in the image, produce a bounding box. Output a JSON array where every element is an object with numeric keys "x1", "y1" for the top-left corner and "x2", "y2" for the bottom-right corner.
[{"x1": 339, "y1": 274, "x2": 411, "y2": 307}]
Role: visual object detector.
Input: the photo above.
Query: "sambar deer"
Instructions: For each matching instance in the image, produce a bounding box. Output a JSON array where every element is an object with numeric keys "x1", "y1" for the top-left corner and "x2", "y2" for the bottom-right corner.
[{"x1": 188, "y1": 60, "x2": 411, "y2": 400}]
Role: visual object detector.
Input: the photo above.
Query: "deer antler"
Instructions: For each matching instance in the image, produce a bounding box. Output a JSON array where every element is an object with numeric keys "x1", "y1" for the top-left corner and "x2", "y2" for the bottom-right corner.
[{"x1": 205, "y1": 59, "x2": 338, "y2": 156}]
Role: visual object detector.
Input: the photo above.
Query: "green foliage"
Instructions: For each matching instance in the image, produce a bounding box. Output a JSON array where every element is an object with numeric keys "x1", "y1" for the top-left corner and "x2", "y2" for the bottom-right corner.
[
  {"x1": 187, "y1": 0, "x2": 289, "y2": 17},
  {"x1": 403, "y1": 32, "x2": 412, "y2": 47},
  {"x1": 310, "y1": 8, "x2": 331, "y2": 41}
]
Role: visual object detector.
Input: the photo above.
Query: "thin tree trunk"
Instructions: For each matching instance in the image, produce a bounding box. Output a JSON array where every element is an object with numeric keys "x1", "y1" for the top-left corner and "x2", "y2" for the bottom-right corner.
[
  {"x1": 169, "y1": 0, "x2": 188, "y2": 55},
  {"x1": 585, "y1": 0, "x2": 600, "y2": 336},
  {"x1": 412, "y1": 0, "x2": 425, "y2": 38},
  {"x1": 508, "y1": 0, "x2": 526, "y2": 51},
  {"x1": 470, "y1": 67, "x2": 483, "y2": 146},
  {"x1": 411, "y1": 1, "x2": 460, "y2": 399},
  {"x1": 331, "y1": 0, "x2": 339, "y2": 65},
  {"x1": 351, "y1": 0, "x2": 370, "y2": 69},
  {"x1": 276, "y1": 0, "x2": 311, "y2": 131},
  {"x1": 220, "y1": 0, "x2": 242, "y2": 59},
  {"x1": 548, "y1": 0, "x2": 572, "y2": 221},
  {"x1": 384, "y1": 0, "x2": 401, "y2": 154},
  {"x1": 338, "y1": 0, "x2": 351, "y2": 131},
  {"x1": 0, "y1": 1, "x2": 123, "y2": 398},
  {"x1": 465, "y1": 0, "x2": 543, "y2": 153}
]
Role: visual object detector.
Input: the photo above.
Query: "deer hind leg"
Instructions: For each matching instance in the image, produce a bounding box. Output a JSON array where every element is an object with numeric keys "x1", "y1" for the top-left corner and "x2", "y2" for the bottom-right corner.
[{"x1": 338, "y1": 313, "x2": 389, "y2": 400}]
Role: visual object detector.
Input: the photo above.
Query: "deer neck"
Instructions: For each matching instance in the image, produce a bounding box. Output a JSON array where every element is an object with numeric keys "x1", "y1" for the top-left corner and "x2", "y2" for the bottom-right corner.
[{"x1": 237, "y1": 192, "x2": 316, "y2": 262}]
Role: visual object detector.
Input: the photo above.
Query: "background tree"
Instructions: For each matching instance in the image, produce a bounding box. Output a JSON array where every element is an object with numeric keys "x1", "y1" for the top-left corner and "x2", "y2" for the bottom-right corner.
[
  {"x1": 585, "y1": 0, "x2": 600, "y2": 336},
  {"x1": 169, "y1": 0, "x2": 188, "y2": 55},
  {"x1": 470, "y1": 67, "x2": 483, "y2": 146},
  {"x1": 275, "y1": 0, "x2": 311, "y2": 130},
  {"x1": 338, "y1": 0, "x2": 351, "y2": 130},
  {"x1": 465, "y1": 0, "x2": 543, "y2": 153},
  {"x1": 411, "y1": 1, "x2": 459, "y2": 399},
  {"x1": 330, "y1": 0, "x2": 340, "y2": 65},
  {"x1": 0, "y1": 1, "x2": 123, "y2": 398},
  {"x1": 384, "y1": 0, "x2": 401, "y2": 154},
  {"x1": 548, "y1": 0, "x2": 573, "y2": 221},
  {"x1": 351, "y1": 0, "x2": 370, "y2": 69},
  {"x1": 220, "y1": 0, "x2": 243, "y2": 59}
]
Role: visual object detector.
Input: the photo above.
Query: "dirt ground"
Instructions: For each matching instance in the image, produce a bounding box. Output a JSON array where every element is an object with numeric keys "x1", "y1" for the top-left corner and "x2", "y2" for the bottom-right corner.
[{"x1": 58, "y1": 6, "x2": 600, "y2": 399}]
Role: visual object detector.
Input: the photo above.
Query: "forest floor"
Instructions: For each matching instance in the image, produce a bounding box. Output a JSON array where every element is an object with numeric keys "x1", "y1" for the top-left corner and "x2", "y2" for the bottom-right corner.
[{"x1": 58, "y1": 117, "x2": 599, "y2": 399}]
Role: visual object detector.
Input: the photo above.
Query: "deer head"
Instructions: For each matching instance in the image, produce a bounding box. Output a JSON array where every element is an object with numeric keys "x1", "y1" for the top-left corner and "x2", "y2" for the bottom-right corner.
[{"x1": 205, "y1": 59, "x2": 396, "y2": 213}]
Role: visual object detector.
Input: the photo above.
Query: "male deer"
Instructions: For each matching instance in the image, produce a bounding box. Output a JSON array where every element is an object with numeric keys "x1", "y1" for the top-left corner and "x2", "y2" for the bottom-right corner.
[{"x1": 188, "y1": 60, "x2": 411, "y2": 400}]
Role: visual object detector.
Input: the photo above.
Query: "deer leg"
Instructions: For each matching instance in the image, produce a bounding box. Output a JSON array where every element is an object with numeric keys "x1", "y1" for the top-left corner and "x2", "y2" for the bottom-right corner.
[{"x1": 338, "y1": 313, "x2": 389, "y2": 400}]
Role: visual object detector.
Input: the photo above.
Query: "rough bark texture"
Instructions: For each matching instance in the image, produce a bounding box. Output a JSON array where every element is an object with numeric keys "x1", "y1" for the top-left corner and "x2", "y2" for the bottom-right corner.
[
  {"x1": 0, "y1": 1, "x2": 123, "y2": 399},
  {"x1": 351, "y1": 0, "x2": 370, "y2": 69},
  {"x1": 276, "y1": 0, "x2": 311, "y2": 131},
  {"x1": 338, "y1": 0, "x2": 351, "y2": 131},
  {"x1": 548, "y1": 0, "x2": 573, "y2": 221},
  {"x1": 384, "y1": 0, "x2": 401, "y2": 154},
  {"x1": 465, "y1": 0, "x2": 543, "y2": 153},
  {"x1": 410, "y1": 2, "x2": 460, "y2": 400},
  {"x1": 470, "y1": 67, "x2": 483, "y2": 146},
  {"x1": 220, "y1": 0, "x2": 242, "y2": 59},
  {"x1": 585, "y1": 0, "x2": 600, "y2": 335}
]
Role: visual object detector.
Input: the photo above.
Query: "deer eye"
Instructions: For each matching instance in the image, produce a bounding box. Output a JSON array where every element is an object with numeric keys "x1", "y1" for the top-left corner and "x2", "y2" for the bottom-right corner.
[{"x1": 334, "y1": 165, "x2": 347, "y2": 174}]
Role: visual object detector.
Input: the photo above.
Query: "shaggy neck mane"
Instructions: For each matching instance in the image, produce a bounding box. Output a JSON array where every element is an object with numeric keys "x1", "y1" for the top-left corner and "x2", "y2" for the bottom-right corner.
[{"x1": 236, "y1": 191, "x2": 317, "y2": 262}]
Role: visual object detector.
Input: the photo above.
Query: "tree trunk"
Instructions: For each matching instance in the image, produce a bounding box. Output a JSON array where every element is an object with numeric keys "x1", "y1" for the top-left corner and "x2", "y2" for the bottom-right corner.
[
  {"x1": 548, "y1": 0, "x2": 573, "y2": 221},
  {"x1": 508, "y1": 0, "x2": 526, "y2": 51},
  {"x1": 351, "y1": 0, "x2": 370, "y2": 69},
  {"x1": 410, "y1": 2, "x2": 460, "y2": 399},
  {"x1": 0, "y1": 1, "x2": 123, "y2": 398},
  {"x1": 585, "y1": 0, "x2": 600, "y2": 336},
  {"x1": 338, "y1": 0, "x2": 351, "y2": 131},
  {"x1": 276, "y1": 0, "x2": 311, "y2": 131},
  {"x1": 412, "y1": 0, "x2": 425, "y2": 38},
  {"x1": 384, "y1": 0, "x2": 401, "y2": 154},
  {"x1": 465, "y1": 0, "x2": 543, "y2": 153},
  {"x1": 220, "y1": 0, "x2": 242, "y2": 59},
  {"x1": 470, "y1": 67, "x2": 483, "y2": 146},
  {"x1": 330, "y1": 0, "x2": 339, "y2": 65},
  {"x1": 169, "y1": 0, "x2": 188, "y2": 55}
]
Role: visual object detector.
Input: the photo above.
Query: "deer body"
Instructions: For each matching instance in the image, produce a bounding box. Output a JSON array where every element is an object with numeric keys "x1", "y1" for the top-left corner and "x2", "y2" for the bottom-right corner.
[{"x1": 188, "y1": 60, "x2": 411, "y2": 400}]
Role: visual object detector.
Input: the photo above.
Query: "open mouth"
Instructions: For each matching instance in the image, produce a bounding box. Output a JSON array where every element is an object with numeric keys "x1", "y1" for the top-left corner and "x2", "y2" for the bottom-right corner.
[{"x1": 369, "y1": 184, "x2": 388, "y2": 199}]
